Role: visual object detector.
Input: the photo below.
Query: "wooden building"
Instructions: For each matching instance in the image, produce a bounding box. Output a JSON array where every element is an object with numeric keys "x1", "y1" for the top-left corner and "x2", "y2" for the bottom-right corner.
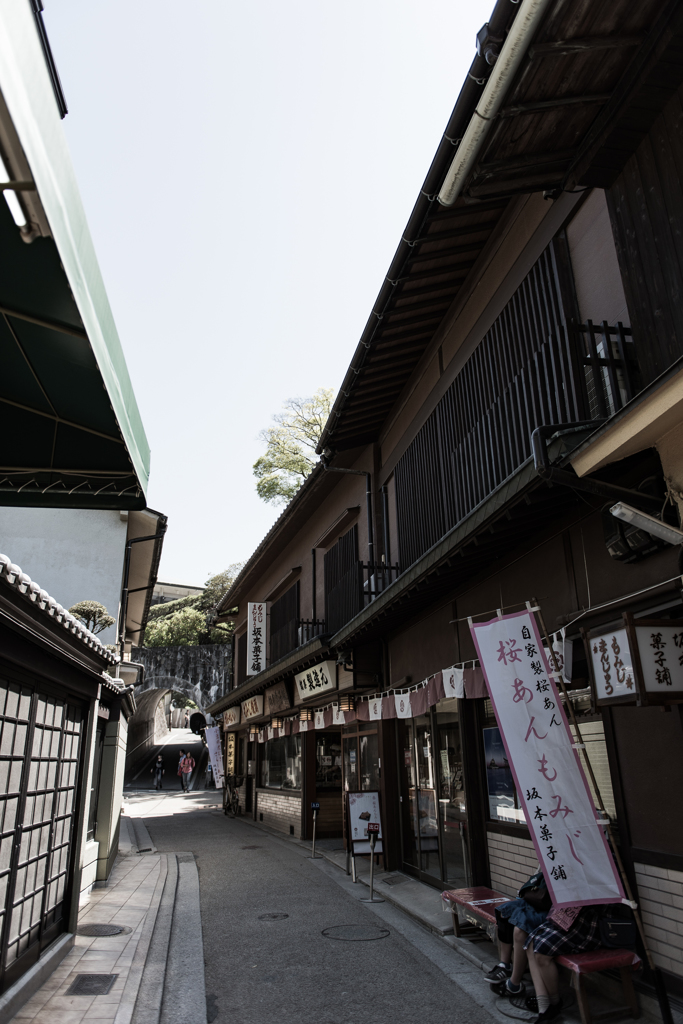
[{"x1": 209, "y1": 0, "x2": 683, "y2": 1004}]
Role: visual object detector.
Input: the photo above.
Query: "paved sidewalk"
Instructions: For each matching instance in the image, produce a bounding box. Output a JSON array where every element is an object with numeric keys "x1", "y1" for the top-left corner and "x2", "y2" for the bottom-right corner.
[{"x1": 13, "y1": 854, "x2": 166, "y2": 1023}]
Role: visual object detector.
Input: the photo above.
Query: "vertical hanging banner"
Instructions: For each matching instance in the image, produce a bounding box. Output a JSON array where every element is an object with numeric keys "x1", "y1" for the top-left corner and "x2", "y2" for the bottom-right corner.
[
  {"x1": 247, "y1": 602, "x2": 266, "y2": 675},
  {"x1": 205, "y1": 726, "x2": 225, "y2": 787},
  {"x1": 470, "y1": 609, "x2": 623, "y2": 908}
]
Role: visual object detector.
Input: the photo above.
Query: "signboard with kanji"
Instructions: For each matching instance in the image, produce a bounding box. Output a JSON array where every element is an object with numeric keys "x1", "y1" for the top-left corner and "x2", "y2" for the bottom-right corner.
[
  {"x1": 241, "y1": 694, "x2": 264, "y2": 720},
  {"x1": 471, "y1": 608, "x2": 623, "y2": 908},
  {"x1": 625, "y1": 615, "x2": 683, "y2": 705},
  {"x1": 586, "y1": 627, "x2": 636, "y2": 705},
  {"x1": 222, "y1": 706, "x2": 240, "y2": 730},
  {"x1": 294, "y1": 660, "x2": 337, "y2": 700},
  {"x1": 265, "y1": 681, "x2": 291, "y2": 715},
  {"x1": 247, "y1": 602, "x2": 267, "y2": 676}
]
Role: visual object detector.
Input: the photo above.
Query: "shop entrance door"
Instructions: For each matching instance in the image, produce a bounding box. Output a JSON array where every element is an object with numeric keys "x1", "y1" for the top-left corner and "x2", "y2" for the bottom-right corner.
[{"x1": 397, "y1": 705, "x2": 469, "y2": 888}]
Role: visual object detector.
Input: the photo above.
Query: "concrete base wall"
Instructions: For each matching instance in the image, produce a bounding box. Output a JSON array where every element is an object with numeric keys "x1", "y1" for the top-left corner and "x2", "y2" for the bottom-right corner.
[
  {"x1": 96, "y1": 715, "x2": 128, "y2": 882},
  {"x1": 487, "y1": 831, "x2": 538, "y2": 897},
  {"x1": 80, "y1": 839, "x2": 99, "y2": 901},
  {"x1": 256, "y1": 789, "x2": 302, "y2": 838}
]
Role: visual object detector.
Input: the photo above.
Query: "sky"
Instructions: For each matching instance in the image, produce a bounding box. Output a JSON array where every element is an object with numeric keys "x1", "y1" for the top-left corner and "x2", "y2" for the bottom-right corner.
[{"x1": 44, "y1": 0, "x2": 494, "y2": 587}]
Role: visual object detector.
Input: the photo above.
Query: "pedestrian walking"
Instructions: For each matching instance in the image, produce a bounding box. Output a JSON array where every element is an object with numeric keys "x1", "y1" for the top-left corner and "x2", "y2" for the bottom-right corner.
[
  {"x1": 179, "y1": 751, "x2": 195, "y2": 792},
  {"x1": 177, "y1": 749, "x2": 185, "y2": 790},
  {"x1": 151, "y1": 754, "x2": 165, "y2": 790}
]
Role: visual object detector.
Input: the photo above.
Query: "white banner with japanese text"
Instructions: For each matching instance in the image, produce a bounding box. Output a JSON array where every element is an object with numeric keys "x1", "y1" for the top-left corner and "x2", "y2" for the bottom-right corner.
[
  {"x1": 471, "y1": 609, "x2": 623, "y2": 908},
  {"x1": 247, "y1": 602, "x2": 266, "y2": 676},
  {"x1": 205, "y1": 726, "x2": 225, "y2": 787}
]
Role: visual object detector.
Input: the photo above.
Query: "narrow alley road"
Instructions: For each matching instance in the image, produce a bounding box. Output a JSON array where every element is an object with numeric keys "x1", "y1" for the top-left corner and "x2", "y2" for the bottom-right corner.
[
  {"x1": 139, "y1": 794, "x2": 496, "y2": 1024},
  {"x1": 126, "y1": 728, "x2": 207, "y2": 794}
]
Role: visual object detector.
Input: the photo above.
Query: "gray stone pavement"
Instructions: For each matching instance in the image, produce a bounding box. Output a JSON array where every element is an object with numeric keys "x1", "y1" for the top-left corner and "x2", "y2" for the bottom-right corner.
[{"x1": 143, "y1": 799, "x2": 499, "y2": 1024}]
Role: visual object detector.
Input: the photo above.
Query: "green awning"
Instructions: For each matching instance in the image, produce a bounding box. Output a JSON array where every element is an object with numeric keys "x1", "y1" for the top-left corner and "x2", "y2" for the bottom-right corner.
[{"x1": 0, "y1": 1, "x2": 150, "y2": 509}]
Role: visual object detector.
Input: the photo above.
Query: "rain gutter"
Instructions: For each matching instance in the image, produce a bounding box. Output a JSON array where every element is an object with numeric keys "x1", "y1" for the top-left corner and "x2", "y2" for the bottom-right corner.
[{"x1": 438, "y1": 0, "x2": 553, "y2": 206}]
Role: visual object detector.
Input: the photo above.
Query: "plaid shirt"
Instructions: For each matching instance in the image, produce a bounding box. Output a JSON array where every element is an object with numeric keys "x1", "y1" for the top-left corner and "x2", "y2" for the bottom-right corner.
[{"x1": 180, "y1": 756, "x2": 195, "y2": 774}]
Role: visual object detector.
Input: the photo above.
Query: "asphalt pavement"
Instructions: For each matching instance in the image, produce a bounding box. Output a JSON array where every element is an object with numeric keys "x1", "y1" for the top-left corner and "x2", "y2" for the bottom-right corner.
[
  {"x1": 126, "y1": 728, "x2": 208, "y2": 794},
  {"x1": 141, "y1": 800, "x2": 498, "y2": 1024}
]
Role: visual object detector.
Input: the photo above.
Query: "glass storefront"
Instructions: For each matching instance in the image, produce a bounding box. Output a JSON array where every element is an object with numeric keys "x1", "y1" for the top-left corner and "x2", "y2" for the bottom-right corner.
[
  {"x1": 260, "y1": 735, "x2": 302, "y2": 790},
  {"x1": 342, "y1": 723, "x2": 380, "y2": 792},
  {"x1": 315, "y1": 731, "x2": 342, "y2": 790},
  {"x1": 397, "y1": 699, "x2": 469, "y2": 888}
]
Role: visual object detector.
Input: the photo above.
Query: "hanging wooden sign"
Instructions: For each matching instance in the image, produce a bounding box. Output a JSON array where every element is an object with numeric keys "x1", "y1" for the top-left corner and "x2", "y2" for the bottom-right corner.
[{"x1": 584, "y1": 616, "x2": 683, "y2": 707}]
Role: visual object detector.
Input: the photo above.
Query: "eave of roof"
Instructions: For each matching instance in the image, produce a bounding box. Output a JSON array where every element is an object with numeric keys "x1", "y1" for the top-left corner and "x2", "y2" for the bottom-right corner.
[
  {"x1": 317, "y1": 0, "x2": 683, "y2": 458},
  {"x1": 0, "y1": 1, "x2": 150, "y2": 509},
  {"x1": 0, "y1": 551, "x2": 117, "y2": 663}
]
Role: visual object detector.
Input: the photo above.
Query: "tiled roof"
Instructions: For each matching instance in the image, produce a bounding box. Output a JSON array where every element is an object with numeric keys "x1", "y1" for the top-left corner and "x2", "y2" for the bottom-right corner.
[{"x1": 0, "y1": 553, "x2": 119, "y2": 663}]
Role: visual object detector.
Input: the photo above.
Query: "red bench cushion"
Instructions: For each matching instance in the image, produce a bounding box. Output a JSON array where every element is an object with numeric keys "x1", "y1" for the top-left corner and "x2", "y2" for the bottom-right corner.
[
  {"x1": 557, "y1": 950, "x2": 642, "y2": 973},
  {"x1": 442, "y1": 887, "x2": 511, "y2": 924}
]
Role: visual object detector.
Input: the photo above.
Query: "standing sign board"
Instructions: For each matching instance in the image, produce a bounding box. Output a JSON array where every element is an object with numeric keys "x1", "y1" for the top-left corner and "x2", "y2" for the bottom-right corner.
[
  {"x1": 205, "y1": 726, "x2": 225, "y2": 787},
  {"x1": 348, "y1": 791, "x2": 383, "y2": 854},
  {"x1": 470, "y1": 609, "x2": 623, "y2": 908},
  {"x1": 247, "y1": 602, "x2": 267, "y2": 676}
]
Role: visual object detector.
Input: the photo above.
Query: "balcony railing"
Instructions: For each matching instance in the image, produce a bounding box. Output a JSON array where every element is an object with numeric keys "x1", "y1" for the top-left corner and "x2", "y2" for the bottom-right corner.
[
  {"x1": 269, "y1": 618, "x2": 328, "y2": 664},
  {"x1": 326, "y1": 561, "x2": 401, "y2": 635}
]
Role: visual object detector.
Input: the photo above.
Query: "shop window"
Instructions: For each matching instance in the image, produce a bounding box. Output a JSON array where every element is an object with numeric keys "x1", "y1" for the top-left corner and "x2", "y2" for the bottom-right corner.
[
  {"x1": 483, "y1": 700, "x2": 525, "y2": 824},
  {"x1": 315, "y1": 732, "x2": 342, "y2": 790},
  {"x1": 260, "y1": 736, "x2": 301, "y2": 790},
  {"x1": 342, "y1": 726, "x2": 379, "y2": 792}
]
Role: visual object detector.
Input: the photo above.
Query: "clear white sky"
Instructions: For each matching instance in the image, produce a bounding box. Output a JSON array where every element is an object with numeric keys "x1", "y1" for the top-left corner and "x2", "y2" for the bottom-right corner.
[{"x1": 44, "y1": 0, "x2": 494, "y2": 587}]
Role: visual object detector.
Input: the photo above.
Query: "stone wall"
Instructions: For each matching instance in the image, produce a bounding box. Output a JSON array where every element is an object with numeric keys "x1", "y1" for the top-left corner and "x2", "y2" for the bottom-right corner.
[{"x1": 132, "y1": 643, "x2": 233, "y2": 711}]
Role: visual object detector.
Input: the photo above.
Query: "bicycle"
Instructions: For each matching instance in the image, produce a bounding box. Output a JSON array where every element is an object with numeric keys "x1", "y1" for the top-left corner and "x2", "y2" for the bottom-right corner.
[{"x1": 223, "y1": 774, "x2": 244, "y2": 817}]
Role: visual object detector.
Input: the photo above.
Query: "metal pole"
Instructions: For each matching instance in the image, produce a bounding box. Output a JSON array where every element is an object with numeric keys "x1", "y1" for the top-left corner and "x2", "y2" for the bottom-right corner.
[
  {"x1": 311, "y1": 809, "x2": 318, "y2": 859},
  {"x1": 359, "y1": 832, "x2": 384, "y2": 902},
  {"x1": 534, "y1": 602, "x2": 673, "y2": 1024}
]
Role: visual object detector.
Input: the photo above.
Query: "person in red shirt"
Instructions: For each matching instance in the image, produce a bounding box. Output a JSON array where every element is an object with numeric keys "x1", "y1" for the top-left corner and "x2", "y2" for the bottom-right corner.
[{"x1": 179, "y1": 752, "x2": 195, "y2": 792}]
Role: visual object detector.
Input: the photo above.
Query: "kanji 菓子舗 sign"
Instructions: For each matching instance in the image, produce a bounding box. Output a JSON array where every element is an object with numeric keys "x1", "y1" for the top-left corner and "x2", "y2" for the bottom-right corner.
[{"x1": 471, "y1": 608, "x2": 623, "y2": 908}]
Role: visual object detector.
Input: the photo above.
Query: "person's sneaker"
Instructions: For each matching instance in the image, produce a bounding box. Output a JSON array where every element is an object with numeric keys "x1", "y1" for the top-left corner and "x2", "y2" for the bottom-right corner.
[
  {"x1": 534, "y1": 1001, "x2": 563, "y2": 1023},
  {"x1": 486, "y1": 963, "x2": 512, "y2": 985},
  {"x1": 509, "y1": 990, "x2": 538, "y2": 1013}
]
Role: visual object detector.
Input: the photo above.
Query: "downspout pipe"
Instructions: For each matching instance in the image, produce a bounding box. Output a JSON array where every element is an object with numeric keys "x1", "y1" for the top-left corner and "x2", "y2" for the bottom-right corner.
[
  {"x1": 118, "y1": 524, "x2": 168, "y2": 655},
  {"x1": 438, "y1": 0, "x2": 552, "y2": 207},
  {"x1": 320, "y1": 462, "x2": 375, "y2": 566},
  {"x1": 531, "y1": 423, "x2": 662, "y2": 513}
]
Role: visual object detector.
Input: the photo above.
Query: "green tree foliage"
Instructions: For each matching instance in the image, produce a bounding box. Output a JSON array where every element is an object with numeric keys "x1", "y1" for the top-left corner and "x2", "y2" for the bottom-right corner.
[
  {"x1": 253, "y1": 388, "x2": 334, "y2": 505},
  {"x1": 142, "y1": 565, "x2": 243, "y2": 648},
  {"x1": 69, "y1": 600, "x2": 115, "y2": 635}
]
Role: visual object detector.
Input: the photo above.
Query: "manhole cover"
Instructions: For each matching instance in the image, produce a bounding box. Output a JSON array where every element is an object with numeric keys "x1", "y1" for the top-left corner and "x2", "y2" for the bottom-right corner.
[
  {"x1": 382, "y1": 875, "x2": 405, "y2": 887},
  {"x1": 67, "y1": 974, "x2": 118, "y2": 995},
  {"x1": 322, "y1": 925, "x2": 390, "y2": 941},
  {"x1": 241, "y1": 845, "x2": 261, "y2": 850},
  {"x1": 77, "y1": 924, "x2": 131, "y2": 937},
  {"x1": 258, "y1": 913, "x2": 289, "y2": 920}
]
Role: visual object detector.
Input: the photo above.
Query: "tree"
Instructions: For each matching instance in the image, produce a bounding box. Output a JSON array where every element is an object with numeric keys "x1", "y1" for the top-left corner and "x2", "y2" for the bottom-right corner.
[
  {"x1": 253, "y1": 388, "x2": 334, "y2": 505},
  {"x1": 142, "y1": 565, "x2": 244, "y2": 647},
  {"x1": 69, "y1": 600, "x2": 115, "y2": 635}
]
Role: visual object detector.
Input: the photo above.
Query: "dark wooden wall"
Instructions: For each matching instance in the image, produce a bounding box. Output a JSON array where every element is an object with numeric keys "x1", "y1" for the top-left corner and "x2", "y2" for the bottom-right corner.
[{"x1": 607, "y1": 82, "x2": 683, "y2": 387}]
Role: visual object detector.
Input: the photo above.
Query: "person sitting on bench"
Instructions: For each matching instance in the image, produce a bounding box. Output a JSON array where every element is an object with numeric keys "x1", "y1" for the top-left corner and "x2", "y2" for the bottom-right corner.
[
  {"x1": 486, "y1": 871, "x2": 551, "y2": 998},
  {"x1": 524, "y1": 905, "x2": 602, "y2": 1023}
]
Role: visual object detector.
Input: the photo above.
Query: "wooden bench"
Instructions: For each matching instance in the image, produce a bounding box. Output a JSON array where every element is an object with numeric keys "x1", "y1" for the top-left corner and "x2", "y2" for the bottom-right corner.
[{"x1": 442, "y1": 888, "x2": 641, "y2": 1024}]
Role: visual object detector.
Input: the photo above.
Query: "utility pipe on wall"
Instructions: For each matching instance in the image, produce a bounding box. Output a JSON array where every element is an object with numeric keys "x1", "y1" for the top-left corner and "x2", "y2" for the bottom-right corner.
[{"x1": 438, "y1": 0, "x2": 552, "y2": 207}]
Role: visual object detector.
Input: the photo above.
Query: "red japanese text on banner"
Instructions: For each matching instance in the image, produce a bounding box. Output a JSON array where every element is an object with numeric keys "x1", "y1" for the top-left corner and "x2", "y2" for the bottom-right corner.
[{"x1": 470, "y1": 609, "x2": 623, "y2": 908}]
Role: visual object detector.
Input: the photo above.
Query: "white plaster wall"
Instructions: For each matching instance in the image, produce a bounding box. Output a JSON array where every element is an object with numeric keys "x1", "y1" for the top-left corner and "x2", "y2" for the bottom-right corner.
[{"x1": 0, "y1": 508, "x2": 127, "y2": 644}]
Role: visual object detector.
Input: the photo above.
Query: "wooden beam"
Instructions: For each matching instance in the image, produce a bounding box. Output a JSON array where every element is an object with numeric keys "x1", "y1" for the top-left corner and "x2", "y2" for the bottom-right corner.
[
  {"x1": 499, "y1": 94, "x2": 610, "y2": 117},
  {"x1": 528, "y1": 36, "x2": 644, "y2": 60}
]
